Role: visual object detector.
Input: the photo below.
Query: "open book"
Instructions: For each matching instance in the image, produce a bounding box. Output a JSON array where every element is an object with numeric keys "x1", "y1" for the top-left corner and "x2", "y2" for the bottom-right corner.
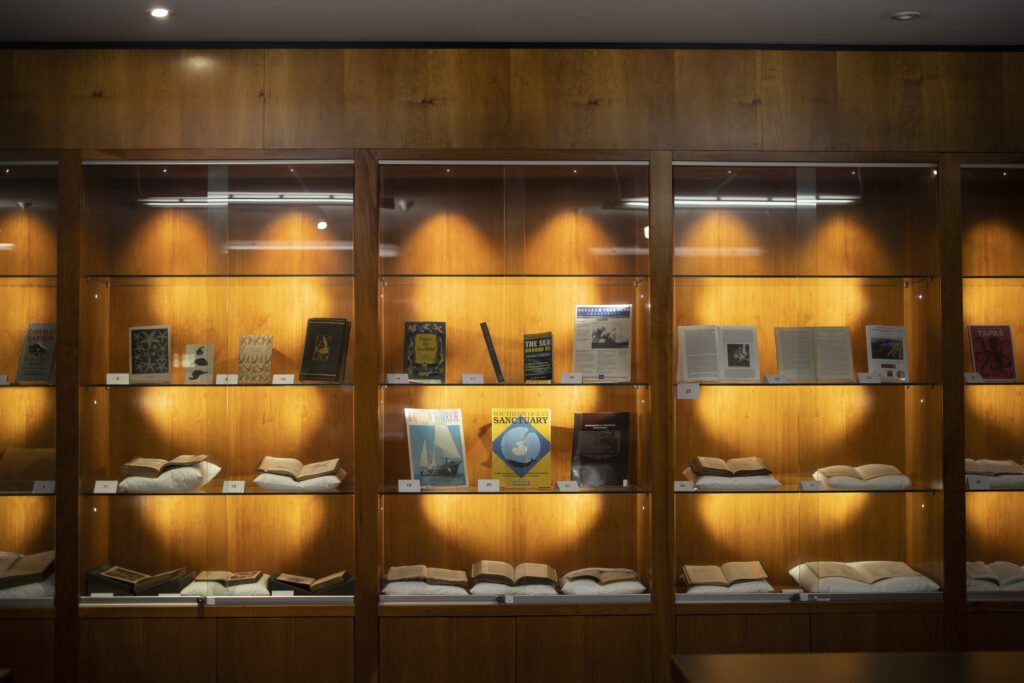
[
  {"x1": 257, "y1": 456, "x2": 342, "y2": 482},
  {"x1": 774, "y1": 326, "x2": 854, "y2": 382},
  {"x1": 385, "y1": 565, "x2": 468, "y2": 588},
  {"x1": 195, "y1": 570, "x2": 262, "y2": 586},
  {"x1": 690, "y1": 456, "x2": 770, "y2": 478},
  {"x1": 271, "y1": 570, "x2": 351, "y2": 593},
  {"x1": 471, "y1": 561, "x2": 557, "y2": 586},
  {"x1": 965, "y1": 459, "x2": 1024, "y2": 476},
  {"x1": 0, "y1": 550, "x2": 55, "y2": 589},
  {"x1": 559, "y1": 568, "x2": 638, "y2": 587},
  {"x1": 681, "y1": 561, "x2": 767, "y2": 588},
  {"x1": 806, "y1": 561, "x2": 920, "y2": 584},
  {"x1": 678, "y1": 325, "x2": 759, "y2": 382},
  {"x1": 120, "y1": 454, "x2": 208, "y2": 478},
  {"x1": 967, "y1": 561, "x2": 1024, "y2": 589},
  {"x1": 816, "y1": 464, "x2": 902, "y2": 481},
  {"x1": 88, "y1": 565, "x2": 192, "y2": 595}
]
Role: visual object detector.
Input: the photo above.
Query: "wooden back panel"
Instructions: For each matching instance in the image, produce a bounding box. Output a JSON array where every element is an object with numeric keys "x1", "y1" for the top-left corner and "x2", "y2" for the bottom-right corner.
[
  {"x1": 0, "y1": 496, "x2": 54, "y2": 554},
  {"x1": 962, "y1": 168, "x2": 1024, "y2": 277},
  {"x1": 966, "y1": 492, "x2": 1024, "y2": 564}
]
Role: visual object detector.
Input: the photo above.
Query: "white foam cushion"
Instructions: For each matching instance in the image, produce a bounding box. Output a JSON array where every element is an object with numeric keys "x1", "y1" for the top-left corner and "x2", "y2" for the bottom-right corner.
[
  {"x1": 0, "y1": 573, "x2": 55, "y2": 599},
  {"x1": 560, "y1": 579, "x2": 647, "y2": 595},
  {"x1": 118, "y1": 461, "x2": 221, "y2": 493},
  {"x1": 181, "y1": 573, "x2": 270, "y2": 597},
  {"x1": 987, "y1": 474, "x2": 1024, "y2": 490},
  {"x1": 812, "y1": 471, "x2": 911, "y2": 491},
  {"x1": 685, "y1": 468, "x2": 781, "y2": 491},
  {"x1": 254, "y1": 472, "x2": 341, "y2": 492},
  {"x1": 788, "y1": 563, "x2": 939, "y2": 593},
  {"x1": 684, "y1": 580, "x2": 775, "y2": 594},
  {"x1": 381, "y1": 580, "x2": 468, "y2": 596},
  {"x1": 469, "y1": 582, "x2": 558, "y2": 596}
]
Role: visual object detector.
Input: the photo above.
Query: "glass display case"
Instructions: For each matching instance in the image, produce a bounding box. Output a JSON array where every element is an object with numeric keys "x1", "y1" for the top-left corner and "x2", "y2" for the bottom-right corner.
[
  {"x1": 671, "y1": 162, "x2": 944, "y2": 650},
  {"x1": 78, "y1": 161, "x2": 356, "y2": 608},
  {"x1": 961, "y1": 164, "x2": 1024, "y2": 647}
]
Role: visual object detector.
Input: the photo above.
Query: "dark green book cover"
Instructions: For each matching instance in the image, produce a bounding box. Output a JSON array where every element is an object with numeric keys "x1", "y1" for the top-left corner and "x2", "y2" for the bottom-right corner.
[
  {"x1": 404, "y1": 321, "x2": 446, "y2": 384},
  {"x1": 523, "y1": 331, "x2": 553, "y2": 383},
  {"x1": 300, "y1": 318, "x2": 350, "y2": 382}
]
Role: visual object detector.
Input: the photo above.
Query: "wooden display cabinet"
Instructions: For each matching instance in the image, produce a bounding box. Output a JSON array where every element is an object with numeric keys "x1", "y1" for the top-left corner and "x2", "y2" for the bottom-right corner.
[
  {"x1": 0, "y1": 162, "x2": 58, "y2": 683},
  {"x1": 76, "y1": 161, "x2": 357, "y2": 682},
  {"x1": 961, "y1": 164, "x2": 1024, "y2": 650},
  {"x1": 375, "y1": 161, "x2": 654, "y2": 683},
  {"x1": 671, "y1": 162, "x2": 945, "y2": 652}
]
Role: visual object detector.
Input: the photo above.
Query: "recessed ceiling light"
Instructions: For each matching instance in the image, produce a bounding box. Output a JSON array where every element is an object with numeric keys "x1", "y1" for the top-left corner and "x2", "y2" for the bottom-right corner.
[
  {"x1": 149, "y1": 7, "x2": 170, "y2": 19},
  {"x1": 316, "y1": 221, "x2": 328, "y2": 230},
  {"x1": 890, "y1": 10, "x2": 921, "y2": 21}
]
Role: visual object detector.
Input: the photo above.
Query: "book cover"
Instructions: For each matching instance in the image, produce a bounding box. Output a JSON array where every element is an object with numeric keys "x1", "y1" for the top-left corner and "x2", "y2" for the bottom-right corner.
[
  {"x1": 865, "y1": 324, "x2": 909, "y2": 383},
  {"x1": 237, "y1": 334, "x2": 273, "y2": 384},
  {"x1": 404, "y1": 321, "x2": 446, "y2": 384},
  {"x1": 570, "y1": 412, "x2": 630, "y2": 486},
  {"x1": 480, "y1": 322, "x2": 504, "y2": 383},
  {"x1": 15, "y1": 322, "x2": 56, "y2": 384},
  {"x1": 184, "y1": 343, "x2": 214, "y2": 385},
  {"x1": 300, "y1": 318, "x2": 350, "y2": 382},
  {"x1": 129, "y1": 325, "x2": 171, "y2": 384},
  {"x1": 523, "y1": 331, "x2": 553, "y2": 383},
  {"x1": 404, "y1": 408, "x2": 467, "y2": 487},
  {"x1": 969, "y1": 324, "x2": 1017, "y2": 381},
  {"x1": 491, "y1": 408, "x2": 552, "y2": 489},
  {"x1": 572, "y1": 305, "x2": 631, "y2": 382}
]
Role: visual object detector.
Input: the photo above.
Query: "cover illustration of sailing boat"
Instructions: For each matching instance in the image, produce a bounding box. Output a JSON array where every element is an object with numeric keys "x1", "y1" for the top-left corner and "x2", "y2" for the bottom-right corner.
[{"x1": 404, "y1": 408, "x2": 468, "y2": 488}]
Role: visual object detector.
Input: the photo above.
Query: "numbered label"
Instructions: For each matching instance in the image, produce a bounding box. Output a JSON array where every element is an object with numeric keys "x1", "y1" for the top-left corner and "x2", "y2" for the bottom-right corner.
[
  {"x1": 398, "y1": 479, "x2": 421, "y2": 493},
  {"x1": 764, "y1": 374, "x2": 788, "y2": 385},
  {"x1": 966, "y1": 475, "x2": 991, "y2": 491},
  {"x1": 271, "y1": 590, "x2": 294, "y2": 597},
  {"x1": 677, "y1": 383, "x2": 700, "y2": 400},
  {"x1": 964, "y1": 372, "x2": 985, "y2": 384},
  {"x1": 461, "y1": 373, "x2": 484, "y2": 385},
  {"x1": 799, "y1": 480, "x2": 824, "y2": 492},
  {"x1": 857, "y1": 372, "x2": 882, "y2": 384},
  {"x1": 32, "y1": 480, "x2": 56, "y2": 494},
  {"x1": 674, "y1": 480, "x2": 695, "y2": 493},
  {"x1": 93, "y1": 480, "x2": 118, "y2": 495},
  {"x1": 216, "y1": 374, "x2": 239, "y2": 385},
  {"x1": 387, "y1": 373, "x2": 410, "y2": 384},
  {"x1": 0, "y1": 374, "x2": 9, "y2": 386},
  {"x1": 272, "y1": 374, "x2": 295, "y2": 385},
  {"x1": 556, "y1": 480, "x2": 581, "y2": 492},
  {"x1": 477, "y1": 479, "x2": 499, "y2": 492},
  {"x1": 106, "y1": 373, "x2": 129, "y2": 385},
  {"x1": 222, "y1": 481, "x2": 246, "y2": 494},
  {"x1": 561, "y1": 372, "x2": 582, "y2": 384}
]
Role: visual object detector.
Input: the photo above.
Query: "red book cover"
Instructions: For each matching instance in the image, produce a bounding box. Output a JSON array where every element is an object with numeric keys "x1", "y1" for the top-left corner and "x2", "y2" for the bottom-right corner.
[{"x1": 969, "y1": 325, "x2": 1017, "y2": 381}]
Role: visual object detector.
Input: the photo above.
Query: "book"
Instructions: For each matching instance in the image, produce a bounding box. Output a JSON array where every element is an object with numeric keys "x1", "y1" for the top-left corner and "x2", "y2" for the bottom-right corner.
[
  {"x1": 680, "y1": 561, "x2": 768, "y2": 588},
  {"x1": 183, "y1": 343, "x2": 213, "y2": 385},
  {"x1": 690, "y1": 456, "x2": 771, "y2": 478},
  {"x1": 404, "y1": 409, "x2": 467, "y2": 487},
  {"x1": 560, "y1": 568, "x2": 638, "y2": 586},
  {"x1": 865, "y1": 325, "x2": 909, "y2": 382},
  {"x1": 523, "y1": 331, "x2": 553, "y2": 383},
  {"x1": 257, "y1": 456, "x2": 342, "y2": 482},
  {"x1": 14, "y1": 322, "x2": 56, "y2": 384},
  {"x1": 804, "y1": 561, "x2": 921, "y2": 584},
  {"x1": 195, "y1": 570, "x2": 262, "y2": 586},
  {"x1": 966, "y1": 561, "x2": 1024, "y2": 589},
  {"x1": 774, "y1": 326, "x2": 854, "y2": 382},
  {"x1": 470, "y1": 561, "x2": 558, "y2": 586},
  {"x1": 120, "y1": 454, "x2": 208, "y2": 478},
  {"x1": 573, "y1": 305, "x2": 631, "y2": 382},
  {"x1": 816, "y1": 463, "x2": 903, "y2": 480},
  {"x1": 968, "y1": 325, "x2": 1017, "y2": 381},
  {"x1": 480, "y1": 322, "x2": 505, "y2": 383},
  {"x1": 129, "y1": 325, "x2": 171, "y2": 384},
  {"x1": 237, "y1": 334, "x2": 273, "y2": 384},
  {"x1": 964, "y1": 459, "x2": 1024, "y2": 476},
  {"x1": 491, "y1": 408, "x2": 552, "y2": 489},
  {"x1": 269, "y1": 570, "x2": 352, "y2": 593},
  {"x1": 404, "y1": 321, "x2": 445, "y2": 383},
  {"x1": 87, "y1": 565, "x2": 193, "y2": 596},
  {"x1": 677, "y1": 325, "x2": 759, "y2": 382},
  {"x1": 384, "y1": 565, "x2": 468, "y2": 587},
  {"x1": 0, "y1": 550, "x2": 55, "y2": 589},
  {"x1": 571, "y1": 412, "x2": 630, "y2": 486},
  {"x1": 300, "y1": 318, "x2": 351, "y2": 382}
]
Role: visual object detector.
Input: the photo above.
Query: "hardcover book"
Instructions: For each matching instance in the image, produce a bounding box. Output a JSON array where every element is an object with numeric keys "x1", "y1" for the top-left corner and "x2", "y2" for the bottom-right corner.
[
  {"x1": 774, "y1": 326, "x2": 854, "y2": 382},
  {"x1": 480, "y1": 322, "x2": 504, "y2": 383},
  {"x1": 120, "y1": 454, "x2": 208, "y2": 478},
  {"x1": 491, "y1": 408, "x2": 552, "y2": 489},
  {"x1": 129, "y1": 325, "x2": 171, "y2": 384},
  {"x1": 968, "y1": 324, "x2": 1017, "y2": 381},
  {"x1": 257, "y1": 456, "x2": 342, "y2": 482},
  {"x1": 183, "y1": 343, "x2": 214, "y2": 385},
  {"x1": 404, "y1": 321, "x2": 445, "y2": 383},
  {"x1": 269, "y1": 570, "x2": 353, "y2": 595},
  {"x1": 404, "y1": 409, "x2": 467, "y2": 488},
  {"x1": 523, "y1": 331, "x2": 553, "y2": 383},
  {"x1": 384, "y1": 565, "x2": 468, "y2": 587},
  {"x1": 571, "y1": 412, "x2": 630, "y2": 487},
  {"x1": 690, "y1": 456, "x2": 771, "y2": 478},
  {"x1": 681, "y1": 561, "x2": 768, "y2": 588},
  {"x1": 195, "y1": 570, "x2": 262, "y2": 586},
  {"x1": 86, "y1": 565, "x2": 194, "y2": 596},
  {"x1": 237, "y1": 334, "x2": 273, "y2": 384},
  {"x1": 471, "y1": 561, "x2": 558, "y2": 586},
  {"x1": 573, "y1": 305, "x2": 631, "y2": 382},
  {"x1": 815, "y1": 463, "x2": 902, "y2": 481},
  {"x1": 865, "y1": 325, "x2": 908, "y2": 382},
  {"x1": 0, "y1": 550, "x2": 55, "y2": 589},
  {"x1": 300, "y1": 318, "x2": 351, "y2": 382},
  {"x1": 15, "y1": 322, "x2": 56, "y2": 384},
  {"x1": 678, "y1": 325, "x2": 759, "y2": 382},
  {"x1": 966, "y1": 561, "x2": 1024, "y2": 590}
]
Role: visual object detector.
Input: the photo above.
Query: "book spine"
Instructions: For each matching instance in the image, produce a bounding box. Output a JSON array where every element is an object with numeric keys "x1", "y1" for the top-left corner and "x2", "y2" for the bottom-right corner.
[{"x1": 480, "y1": 322, "x2": 505, "y2": 383}]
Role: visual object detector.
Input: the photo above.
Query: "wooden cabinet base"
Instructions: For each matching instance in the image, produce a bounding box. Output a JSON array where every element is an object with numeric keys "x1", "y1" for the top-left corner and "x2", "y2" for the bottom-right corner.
[{"x1": 0, "y1": 618, "x2": 54, "y2": 683}]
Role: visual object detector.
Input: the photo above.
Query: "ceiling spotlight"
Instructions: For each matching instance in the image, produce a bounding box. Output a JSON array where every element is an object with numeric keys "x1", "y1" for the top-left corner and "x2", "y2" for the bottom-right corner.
[
  {"x1": 149, "y1": 7, "x2": 170, "y2": 19},
  {"x1": 316, "y1": 220, "x2": 328, "y2": 230},
  {"x1": 890, "y1": 10, "x2": 921, "y2": 21}
]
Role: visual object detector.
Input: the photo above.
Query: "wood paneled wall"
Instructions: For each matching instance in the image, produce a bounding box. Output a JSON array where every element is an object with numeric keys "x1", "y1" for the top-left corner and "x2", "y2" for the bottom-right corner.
[{"x1": 2, "y1": 49, "x2": 1023, "y2": 152}]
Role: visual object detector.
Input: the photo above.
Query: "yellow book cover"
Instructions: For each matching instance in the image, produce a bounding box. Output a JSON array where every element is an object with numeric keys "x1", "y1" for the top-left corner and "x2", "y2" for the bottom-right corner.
[{"x1": 491, "y1": 408, "x2": 551, "y2": 489}]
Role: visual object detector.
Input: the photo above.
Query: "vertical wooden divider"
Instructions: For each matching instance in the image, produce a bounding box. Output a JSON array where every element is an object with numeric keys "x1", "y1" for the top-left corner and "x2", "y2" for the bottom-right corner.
[
  {"x1": 354, "y1": 150, "x2": 381, "y2": 682},
  {"x1": 938, "y1": 154, "x2": 966, "y2": 650},
  {"x1": 648, "y1": 151, "x2": 674, "y2": 682},
  {"x1": 56, "y1": 151, "x2": 82, "y2": 681}
]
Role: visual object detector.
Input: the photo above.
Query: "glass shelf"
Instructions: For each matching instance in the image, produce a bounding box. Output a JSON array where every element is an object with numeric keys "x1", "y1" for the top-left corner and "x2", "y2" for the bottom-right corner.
[
  {"x1": 83, "y1": 483, "x2": 356, "y2": 497},
  {"x1": 675, "y1": 274, "x2": 934, "y2": 282},
  {"x1": 83, "y1": 382, "x2": 355, "y2": 388},
  {"x1": 380, "y1": 484, "x2": 650, "y2": 495},
  {"x1": 381, "y1": 382, "x2": 649, "y2": 388},
  {"x1": 677, "y1": 381, "x2": 937, "y2": 388},
  {"x1": 85, "y1": 273, "x2": 355, "y2": 280},
  {"x1": 676, "y1": 486, "x2": 942, "y2": 495},
  {"x1": 382, "y1": 273, "x2": 649, "y2": 280}
]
